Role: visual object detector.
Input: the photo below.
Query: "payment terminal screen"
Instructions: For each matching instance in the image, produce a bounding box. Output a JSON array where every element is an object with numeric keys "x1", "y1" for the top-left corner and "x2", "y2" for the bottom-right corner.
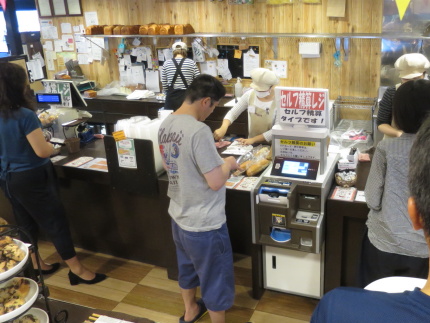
[{"x1": 281, "y1": 161, "x2": 309, "y2": 177}]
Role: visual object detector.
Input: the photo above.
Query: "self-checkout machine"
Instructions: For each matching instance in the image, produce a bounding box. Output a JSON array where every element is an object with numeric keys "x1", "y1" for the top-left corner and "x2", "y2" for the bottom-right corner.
[{"x1": 252, "y1": 87, "x2": 338, "y2": 298}]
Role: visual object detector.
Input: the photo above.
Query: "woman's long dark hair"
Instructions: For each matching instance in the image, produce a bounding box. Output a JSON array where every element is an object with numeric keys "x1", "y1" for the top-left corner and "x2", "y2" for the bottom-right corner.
[{"x1": 0, "y1": 62, "x2": 36, "y2": 118}]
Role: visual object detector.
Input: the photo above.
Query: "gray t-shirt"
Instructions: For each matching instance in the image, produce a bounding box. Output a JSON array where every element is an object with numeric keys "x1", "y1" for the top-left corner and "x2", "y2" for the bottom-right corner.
[{"x1": 159, "y1": 114, "x2": 226, "y2": 232}]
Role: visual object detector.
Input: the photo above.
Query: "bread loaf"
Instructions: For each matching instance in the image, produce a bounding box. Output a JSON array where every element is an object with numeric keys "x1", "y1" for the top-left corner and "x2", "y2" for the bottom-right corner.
[
  {"x1": 121, "y1": 25, "x2": 139, "y2": 35},
  {"x1": 139, "y1": 24, "x2": 149, "y2": 35},
  {"x1": 160, "y1": 24, "x2": 175, "y2": 35},
  {"x1": 104, "y1": 25, "x2": 117, "y2": 35},
  {"x1": 113, "y1": 25, "x2": 123, "y2": 35},
  {"x1": 246, "y1": 159, "x2": 270, "y2": 176},
  {"x1": 148, "y1": 24, "x2": 160, "y2": 35},
  {"x1": 85, "y1": 25, "x2": 104, "y2": 35},
  {"x1": 174, "y1": 24, "x2": 195, "y2": 35}
]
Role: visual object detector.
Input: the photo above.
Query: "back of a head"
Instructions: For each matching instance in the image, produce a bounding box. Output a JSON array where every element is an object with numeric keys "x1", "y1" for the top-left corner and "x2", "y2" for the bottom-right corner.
[
  {"x1": 172, "y1": 41, "x2": 187, "y2": 58},
  {"x1": 409, "y1": 116, "x2": 430, "y2": 235},
  {"x1": 393, "y1": 79, "x2": 430, "y2": 133},
  {"x1": 0, "y1": 63, "x2": 32, "y2": 114},
  {"x1": 185, "y1": 74, "x2": 226, "y2": 104},
  {"x1": 395, "y1": 53, "x2": 430, "y2": 79}
]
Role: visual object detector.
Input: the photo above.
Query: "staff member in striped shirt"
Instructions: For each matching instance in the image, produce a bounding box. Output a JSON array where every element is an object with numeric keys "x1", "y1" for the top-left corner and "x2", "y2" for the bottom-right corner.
[
  {"x1": 360, "y1": 79, "x2": 430, "y2": 288},
  {"x1": 161, "y1": 42, "x2": 200, "y2": 111},
  {"x1": 377, "y1": 53, "x2": 429, "y2": 138}
]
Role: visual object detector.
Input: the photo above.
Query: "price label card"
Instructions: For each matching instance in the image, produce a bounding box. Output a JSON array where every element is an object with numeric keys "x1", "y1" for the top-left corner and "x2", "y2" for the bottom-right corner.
[{"x1": 112, "y1": 130, "x2": 126, "y2": 141}]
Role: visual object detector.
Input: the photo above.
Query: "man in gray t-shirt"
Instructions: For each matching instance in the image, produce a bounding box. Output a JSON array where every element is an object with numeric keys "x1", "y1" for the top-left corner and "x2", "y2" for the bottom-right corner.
[{"x1": 159, "y1": 75, "x2": 239, "y2": 323}]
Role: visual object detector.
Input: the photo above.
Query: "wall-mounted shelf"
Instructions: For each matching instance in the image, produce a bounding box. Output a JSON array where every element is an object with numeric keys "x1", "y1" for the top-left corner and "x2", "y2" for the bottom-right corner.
[{"x1": 83, "y1": 32, "x2": 430, "y2": 40}]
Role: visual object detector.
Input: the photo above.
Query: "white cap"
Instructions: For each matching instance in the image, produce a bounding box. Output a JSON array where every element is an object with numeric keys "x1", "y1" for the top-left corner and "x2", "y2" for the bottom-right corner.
[
  {"x1": 250, "y1": 68, "x2": 280, "y2": 91},
  {"x1": 172, "y1": 41, "x2": 187, "y2": 51},
  {"x1": 395, "y1": 53, "x2": 430, "y2": 79}
]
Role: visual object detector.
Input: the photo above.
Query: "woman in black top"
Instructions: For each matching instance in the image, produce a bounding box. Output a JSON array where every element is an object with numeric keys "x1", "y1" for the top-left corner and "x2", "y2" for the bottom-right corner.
[{"x1": 377, "y1": 53, "x2": 429, "y2": 138}]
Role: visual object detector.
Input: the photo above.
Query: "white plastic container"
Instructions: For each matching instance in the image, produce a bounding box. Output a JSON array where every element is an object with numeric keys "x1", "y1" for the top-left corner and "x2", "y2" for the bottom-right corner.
[{"x1": 235, "y1": 77, "x2": 243, "y2": 99}]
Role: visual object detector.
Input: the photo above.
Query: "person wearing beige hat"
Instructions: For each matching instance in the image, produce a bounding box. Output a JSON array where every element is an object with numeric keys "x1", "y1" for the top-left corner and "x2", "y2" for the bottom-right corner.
[
  {"x1": 161, "y1": 41, "x2": 200, "y2": 111},
  {"x1": 377, "y1": 53, "x2": 430, "y2": 138},
  {"x1": 214, "y1": 68, "x2": 280, "y2": 145}
]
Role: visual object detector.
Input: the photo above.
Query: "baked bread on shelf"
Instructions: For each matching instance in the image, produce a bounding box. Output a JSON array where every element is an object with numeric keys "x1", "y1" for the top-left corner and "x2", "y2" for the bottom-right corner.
[
  {"x1": 139, "y1": 24, "x2": 150, "y2": 35},
  {"x1": 148, "y1": 23, "x2": 161, "y2": 35},
  {"x1": 174, "y1": 24, "x2": 195, "y2": 35},
  {"x1": 104, "y1": 25, "x2": 118, "y2": 35},
  {"x1": 160, "y1": 24, "x2": 175, "y2": 35},
  {"x1": 113, "y1": 25, "x2": 123, "y2": 35},
  {"x1": 85, "y1": 25, "x2": 104, "y2": 35},
  {"x1": 121, "y1": 25, "x2": 140, "y2": 35}
]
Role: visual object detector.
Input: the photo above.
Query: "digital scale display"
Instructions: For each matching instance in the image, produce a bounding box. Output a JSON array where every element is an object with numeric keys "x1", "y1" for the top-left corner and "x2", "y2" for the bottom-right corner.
[{"x1": 271, "y1": 156, "x2": 320, "y2": 180}]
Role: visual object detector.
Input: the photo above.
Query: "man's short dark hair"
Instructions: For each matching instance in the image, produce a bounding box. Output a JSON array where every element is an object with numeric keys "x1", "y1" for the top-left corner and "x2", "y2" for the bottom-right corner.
[
  {"x1": 393, "y1": 79, "x2": 430, "y2": 133},
  {"x1": 185, "y1": 74, "x2": 226, "y2": 104},
  {"x1": 409, "y1": 116, "x2": 430, "y2": 235}
]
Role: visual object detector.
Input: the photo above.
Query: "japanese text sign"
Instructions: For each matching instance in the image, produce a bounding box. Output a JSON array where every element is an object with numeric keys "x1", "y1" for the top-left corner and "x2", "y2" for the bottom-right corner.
[{"x1": 276, "y1": 87, "x2": 329, "y2": 127}]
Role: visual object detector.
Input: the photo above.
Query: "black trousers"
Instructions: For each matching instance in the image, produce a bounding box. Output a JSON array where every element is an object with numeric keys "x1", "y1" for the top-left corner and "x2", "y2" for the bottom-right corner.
[
  {"x1": 0, "y1": 162, "x2": 76, "y2": 260},
  {"x1": 358, "y1": 230, "x2": 429, "y2": 288},
  {"x1": 164, "y1": 88, "x2": 187, "y2": 111}
]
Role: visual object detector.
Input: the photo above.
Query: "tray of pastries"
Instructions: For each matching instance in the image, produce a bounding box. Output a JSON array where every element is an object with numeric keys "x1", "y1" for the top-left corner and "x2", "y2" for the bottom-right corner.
[
  {"x1": 0, "y1": 277, "x2": 39, "y2": 322},
  {"x1": 13, "y1": 307, "x2": 49, "y2": 323},
  {"x1": 0, "y1": 237, "x2": 29, "y2": 282}
]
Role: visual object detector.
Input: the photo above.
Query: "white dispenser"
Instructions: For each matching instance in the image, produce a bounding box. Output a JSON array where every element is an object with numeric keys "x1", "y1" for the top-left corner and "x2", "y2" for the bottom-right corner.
[{"x1": 235, "y1": 77, "x2": 243, "y2": 99}]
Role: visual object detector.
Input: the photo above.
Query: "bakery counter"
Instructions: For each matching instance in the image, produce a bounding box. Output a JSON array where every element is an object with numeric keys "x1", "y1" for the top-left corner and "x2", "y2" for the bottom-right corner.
[{"x1": 84, "y1": 96, "x2": 248, "y2": 137}]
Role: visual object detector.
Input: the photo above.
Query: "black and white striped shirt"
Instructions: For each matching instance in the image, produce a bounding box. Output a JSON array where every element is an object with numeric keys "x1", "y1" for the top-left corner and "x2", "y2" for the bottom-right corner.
[
  {"x1": 377, "y1": 86, "x2": 396, "y2": 126},
  {"x1": 161, "y1": 58, "x2": 200, "y2": 93}
]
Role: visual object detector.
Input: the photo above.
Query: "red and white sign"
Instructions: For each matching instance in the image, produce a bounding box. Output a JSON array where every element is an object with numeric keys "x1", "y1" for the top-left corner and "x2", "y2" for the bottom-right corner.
[{"x1": 276, "y1": 87, "x2": 329, "y2": 127}]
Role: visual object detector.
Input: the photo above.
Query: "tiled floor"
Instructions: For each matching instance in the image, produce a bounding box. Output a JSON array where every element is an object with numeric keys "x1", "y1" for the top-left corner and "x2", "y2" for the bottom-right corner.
[{"x1": 38, "y1": 240, "x2": 318, "y2": 323}]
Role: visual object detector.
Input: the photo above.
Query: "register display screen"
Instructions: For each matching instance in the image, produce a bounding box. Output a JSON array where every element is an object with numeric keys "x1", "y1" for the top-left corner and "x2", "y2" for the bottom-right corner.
[
  {"x1": 36, "y1": 93, "x2": 62, "y2": 104},
  {"x1": 281, "y1": 161, "x2": 309, "y2": 177},
  {"x1": 271, "y1": 156, "x2": 319, "y2": 180}
]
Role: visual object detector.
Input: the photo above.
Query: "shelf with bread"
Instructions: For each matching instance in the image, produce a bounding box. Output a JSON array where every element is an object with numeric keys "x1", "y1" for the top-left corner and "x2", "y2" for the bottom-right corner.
[{"x1": 0, "y1": 223, "x2": 51, "y2": 323}]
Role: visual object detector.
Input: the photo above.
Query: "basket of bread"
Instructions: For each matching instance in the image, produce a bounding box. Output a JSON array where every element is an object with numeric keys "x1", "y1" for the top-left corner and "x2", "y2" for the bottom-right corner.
[
  {"x1": 0, "y1": 277, "x2": 39, "y2": 321},
  {"x1": 38, "y1": 110, "x2": 59, "y2": 128},
  {"x1": 235, "y1": 145, "x2": 272, "y2": 177}
]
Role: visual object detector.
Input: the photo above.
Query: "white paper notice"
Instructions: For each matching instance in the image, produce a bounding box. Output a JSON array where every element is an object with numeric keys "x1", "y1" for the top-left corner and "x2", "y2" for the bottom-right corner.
[
  {"x1": 32, "y1": 52, "x2": 45, "y2": 68},
  {"x1": 163, "y1": 49, "x2": 173, "y2": 60},
  {"x1": 26, "y1": 60, "x2": 44, "y2": 81},
  {"x1": 61, "y1": 23, "x2": 72, "y2": 34},
  {"x1": 38, "y1": 0, "x2": 52, "y2": 16},
  {"x1": 131, "y1": 66, "x2": 145, "y2": 85},
  {"x1": 90, "y1": 38, "x2": 104, "y2": 61},
  {"x1": 243, "y1": 51, "x2": 260, "y2": 77},
  {"x1": 54, "y1": 40, "x2": 63, "y2": 52},
  {"x1": 61, "y1": 35, "x2": 75, "y2": 51},
  {"x1": 73, "y1": 25, "x2": 81, "y2": 33},
  {"x1": 145, "y1": 70, "x2": 160, "y2": 92},
  {"x1": 41, "y1": 26, "x2": 58, "y2": 40},
  {"x1": 200, "y1": 61, "x2": 218, "y2": 77},
  {"x1": 84, "y1": 12, "x2": 99, "y2": 26},
  {"x1": 43, "y1": 41, "x2": 53, "y2": 51},
  {"x1": 77, "y1": 54, "x2": 90, "y2": 65},
  {"x1": 46, "y1": 51, "x2": 55, "y2": 71},
  {"x1": 217, "y1": 59, "x2": 232, "y2": 80},
  {"x1": 265, "y1": 59, "x2": 288, "y2": 79},
  {"x1": 76, "y1": 40, "x2": 90, "y2": 54}
]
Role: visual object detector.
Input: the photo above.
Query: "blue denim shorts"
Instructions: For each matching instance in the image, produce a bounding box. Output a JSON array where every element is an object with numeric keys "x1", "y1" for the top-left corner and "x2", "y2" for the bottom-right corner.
[{"x1": 171, "y1": 220, "x2": 235, "y2": 312}]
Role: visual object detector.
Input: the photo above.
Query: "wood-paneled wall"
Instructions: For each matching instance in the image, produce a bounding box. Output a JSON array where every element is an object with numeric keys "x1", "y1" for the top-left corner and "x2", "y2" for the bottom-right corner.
[{"x1": 42, "y1": 0, "x2": 383, "y2": 100}]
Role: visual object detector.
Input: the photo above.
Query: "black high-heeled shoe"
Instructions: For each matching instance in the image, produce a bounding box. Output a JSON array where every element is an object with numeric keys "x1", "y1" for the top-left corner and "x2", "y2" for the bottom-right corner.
[
  {"x1": 68, "y1": 270, "x2": 107, "y2": 286},
  {"x1": 36, "y1": 262, "x2": 61, "y2": 276}
]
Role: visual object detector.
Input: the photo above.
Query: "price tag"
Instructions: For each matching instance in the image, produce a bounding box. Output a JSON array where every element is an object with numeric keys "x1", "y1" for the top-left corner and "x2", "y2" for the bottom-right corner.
[
  {"x1": 234, "y1": 50, "x2": 242, "y2": 59},
  {"x1": 112, "y1": 130, "x2": 126, "y2": 141}
]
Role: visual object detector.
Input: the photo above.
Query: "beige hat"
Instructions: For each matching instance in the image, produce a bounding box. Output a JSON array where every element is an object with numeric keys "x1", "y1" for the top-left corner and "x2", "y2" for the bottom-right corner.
[
  {"x1": 395, "y1": 53, "x2": 430, "y2": 79},
  {"x1": 172, "y1": 41, "x2": 187, "y2": 51},
  {"x1": 250, "y1": 68, "x2": 280, "y2": 91}
]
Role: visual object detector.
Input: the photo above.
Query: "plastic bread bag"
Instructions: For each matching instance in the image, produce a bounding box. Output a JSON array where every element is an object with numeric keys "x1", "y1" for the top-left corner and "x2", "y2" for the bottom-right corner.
[{"x1": 233, "y1": 145, "x2": 272, "y2": 176}]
